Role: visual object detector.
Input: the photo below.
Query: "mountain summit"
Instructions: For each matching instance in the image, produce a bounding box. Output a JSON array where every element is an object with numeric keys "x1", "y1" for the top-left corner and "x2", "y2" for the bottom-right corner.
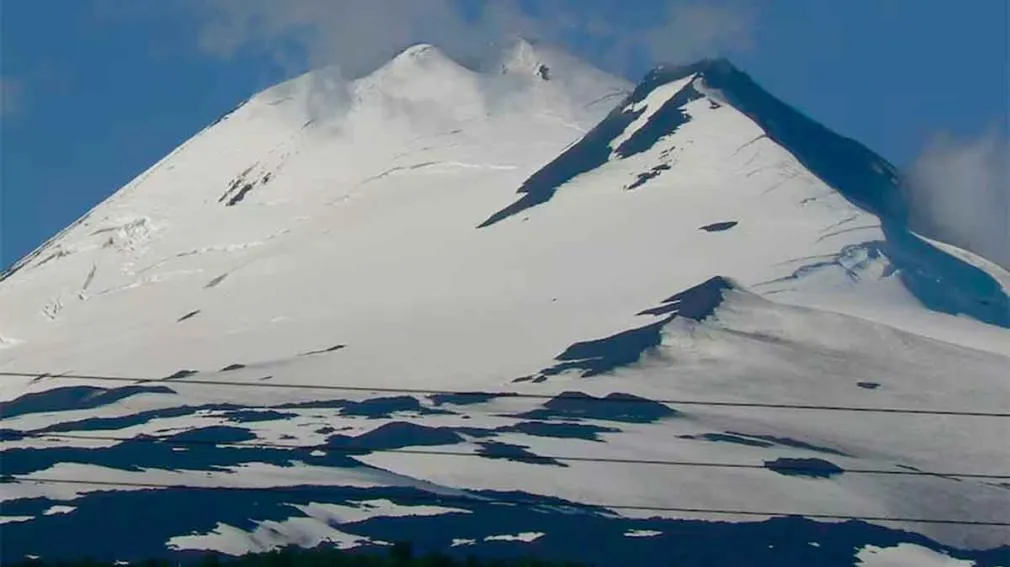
[{"x1": 1, "y1": 44, "x2": 1007, "y2": 566}]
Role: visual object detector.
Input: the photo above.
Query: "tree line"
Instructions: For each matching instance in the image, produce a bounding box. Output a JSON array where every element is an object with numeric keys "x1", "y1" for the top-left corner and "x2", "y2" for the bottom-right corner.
[{"x1": 10, "y1": 543, "x2": 588, "y2": 567}]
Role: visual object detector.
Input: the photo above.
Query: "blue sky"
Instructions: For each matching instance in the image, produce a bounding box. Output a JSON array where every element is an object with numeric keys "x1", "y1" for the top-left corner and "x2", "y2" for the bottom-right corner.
[{"x1": 1, "y1": 0, "x2": 1007, "y2": 268}]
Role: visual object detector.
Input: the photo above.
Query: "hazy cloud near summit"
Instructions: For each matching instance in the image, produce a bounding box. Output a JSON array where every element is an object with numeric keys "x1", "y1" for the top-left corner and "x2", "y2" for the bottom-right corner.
[
  {"x1": 190, "y1": 1, "x2": 1009, "y2": 274},
  {"x1": 907, "y1": 131, "x2": 1010, "y2": 270},
  {"x1": 193, "y1": 0, "x2": 754, "y2": 80}
]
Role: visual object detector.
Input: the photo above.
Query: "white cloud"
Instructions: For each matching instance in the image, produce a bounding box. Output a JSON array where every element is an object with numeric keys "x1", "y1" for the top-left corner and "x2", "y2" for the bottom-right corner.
[
  {"x1": 642, "y1": 2, "x2": 755, "y2": 67},
  {"x1": 192, "y1": 0, "x2": 753, "y2": 80},
  {"x1": 186, "y1": 1, "x2": 752, "y2": 128},
  {"x1": 906, "y1": 130, "x2": 1010, "y2": 269}
]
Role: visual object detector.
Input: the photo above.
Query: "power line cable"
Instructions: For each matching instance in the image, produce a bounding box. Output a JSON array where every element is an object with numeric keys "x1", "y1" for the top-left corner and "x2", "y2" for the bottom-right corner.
[
  {"x1": 2, "y1": 371, "x2": 1007, "y2": 418},
  {"x1": 8, "y1": 430, "x2": 1008, "y2": 480},
  {"x1": 5, "y1": 476, "x2": 1008, "y2": 528}
]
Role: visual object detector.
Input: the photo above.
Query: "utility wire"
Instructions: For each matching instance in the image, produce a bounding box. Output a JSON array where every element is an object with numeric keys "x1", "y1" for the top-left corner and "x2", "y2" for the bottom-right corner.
[
  {"x1": 2, "y1": 371, "x2": 1007, "y2": 418},
  {"x1": 8, "y1": 430, "x2": 1009, "y2": 481},
  {"x1": 5, "y1": 476, "x2": 1008, "y2": 528}
]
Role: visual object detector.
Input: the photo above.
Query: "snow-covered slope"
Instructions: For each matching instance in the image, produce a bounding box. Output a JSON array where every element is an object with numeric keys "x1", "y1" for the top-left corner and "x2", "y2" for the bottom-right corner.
[{"x1": 1, "y1": 42, "x2": 1007, "y2": 566}]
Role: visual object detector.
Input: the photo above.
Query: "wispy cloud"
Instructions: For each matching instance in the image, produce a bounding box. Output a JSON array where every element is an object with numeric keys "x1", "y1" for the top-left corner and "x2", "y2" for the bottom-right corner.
[
  {"x1": 192, "y1": 0, "x2": 753, "y2": 80},
  {"x1": 906, "y1": 130, "x2": 1010, "y2": 270},
  {"x1": 641, "y1": 2, "x2": 754, "y2": 68}
]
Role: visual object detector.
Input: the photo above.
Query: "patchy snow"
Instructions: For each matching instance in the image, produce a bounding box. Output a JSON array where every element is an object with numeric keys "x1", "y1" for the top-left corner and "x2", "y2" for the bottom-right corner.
[
  {"x1": 42, "y1": 505, "x2": 76, "y2": 516},
  {"x1": 292, "y1": 499, "x2": 470, "y2": 525},
  {"x1": 0, "y1": 516, "x2": 34, "y2": 525},
  {"x1": 167, "y1": 521, "x2": 374, "y2": 555},
  {"x1": 855, "y1": 543, "x2": 978, "y2": 566},
  {"x1": 624, "y1": 530, "x2": 663, "y2": 538},
  {"x1": 484, "y1": 532, "x2": 544, "y2": 543}
]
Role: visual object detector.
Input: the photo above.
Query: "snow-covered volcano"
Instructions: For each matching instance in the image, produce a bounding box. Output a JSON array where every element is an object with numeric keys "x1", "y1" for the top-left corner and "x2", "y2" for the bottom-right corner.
[{"x1": 1, "y1": 42, "x2": 1008, "y2": 566}]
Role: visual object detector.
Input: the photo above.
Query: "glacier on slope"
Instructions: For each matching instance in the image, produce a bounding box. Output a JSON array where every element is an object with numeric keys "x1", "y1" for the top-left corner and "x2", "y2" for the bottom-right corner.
[{"x1": 1, "y1": 41, "x2": 1008, "y2": 566}]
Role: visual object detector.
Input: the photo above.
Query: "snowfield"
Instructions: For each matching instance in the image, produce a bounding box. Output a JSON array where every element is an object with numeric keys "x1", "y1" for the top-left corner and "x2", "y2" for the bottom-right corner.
[{"x1": 1, "y1": 41, "x2": 1007, "y2": 567}]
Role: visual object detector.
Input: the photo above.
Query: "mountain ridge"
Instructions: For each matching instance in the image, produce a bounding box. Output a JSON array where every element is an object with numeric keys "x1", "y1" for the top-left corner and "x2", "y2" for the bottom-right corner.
[
  {"x1": 478, "y1": 53, "x2": 1008, "y2": 327},
  {"x1": 0, "y1": 42, "x2": 1008, "y2": 566}
]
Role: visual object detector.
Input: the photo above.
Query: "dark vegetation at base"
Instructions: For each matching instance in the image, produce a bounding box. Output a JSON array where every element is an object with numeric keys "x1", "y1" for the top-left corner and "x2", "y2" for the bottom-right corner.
[
  {"x1": 1, "y1": 427, "x2": 362, "y2": 476},
  {"x1": 500, "y1": 421, "x2": 619, "y2": 441},
  {"x1": 0, "y1": 428, "x2": 26, "y2": 441},
  {"x1": 225, "y1": 410, "x2": 300, "y2": 423},
  {"x1": 1, "y1": 385, "x2": 176, "y2": 419},
  {"x1": 33, "y1": 405, "x2": 216, "y2": 433},
  {"x1": 4, "y1": 385, "x2": 1004, "y2": 566},
  {"x1": 4, "y1": 387, "x2": 608, "y2": 477},
  {"x1": 340, "y1": 397, "x2": 454, "y2": 419},
  {"x1": 476, "y1": 441, "x2": 568, "y2": 467},
  {"x1": 325, "y1": 422, "x2": 465, "y2": 451},
  {"x1": 273, "y1": 397, "x2": 454, "y2": 419},
  {"x1": 517, "y1": 392, "x2": 678, "y2": 424},
  {"x1": 31, "y1": 401, "x2": 302, "y2": 433},
  {"x1": 9, "y1": 543, "x2": 584, "y2": 567},
  {"x1": 6, "y1": 513, "x2": 1006, "y2": 567},
  {"x1": 764, "y1": 458, "x2": 844, "y2": 478},
  {"x1": 429, "y1": 392, "x2": 517, "y2": 406}
]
